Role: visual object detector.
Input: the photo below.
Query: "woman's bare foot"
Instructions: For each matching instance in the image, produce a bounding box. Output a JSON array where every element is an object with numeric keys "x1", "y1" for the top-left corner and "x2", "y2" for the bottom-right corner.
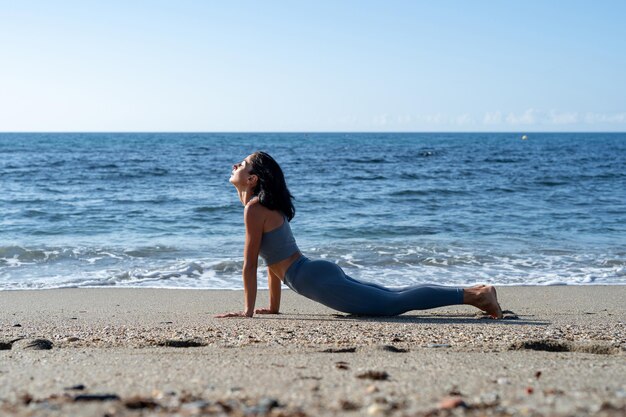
[{"x1": 463, "y1": 285, "x2": 503, "y2": 319}]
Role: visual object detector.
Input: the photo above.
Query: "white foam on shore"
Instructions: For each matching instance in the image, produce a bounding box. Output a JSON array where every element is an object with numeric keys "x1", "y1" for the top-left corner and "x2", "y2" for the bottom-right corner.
[{"x1": 1, "y1": 243, "x2": 625, "y2": 289}]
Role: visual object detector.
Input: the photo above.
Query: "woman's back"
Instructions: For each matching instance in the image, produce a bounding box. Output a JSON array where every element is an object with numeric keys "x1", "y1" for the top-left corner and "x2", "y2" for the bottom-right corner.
[{"x1": 258, "y1": 210, "x2": 299, "y2": 266}]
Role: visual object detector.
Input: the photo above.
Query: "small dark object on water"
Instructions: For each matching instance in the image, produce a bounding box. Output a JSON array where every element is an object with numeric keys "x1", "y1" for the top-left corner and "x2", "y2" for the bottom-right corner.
[
  {"x1": 357, "y1": 371, "x2": 389, "y2": 381},
  {"x1": 64, "y1": 384, "x2": 86, "y2": 391},
  {"x1": 74, "y1": 394, "x2": 120, "y2": 402}
]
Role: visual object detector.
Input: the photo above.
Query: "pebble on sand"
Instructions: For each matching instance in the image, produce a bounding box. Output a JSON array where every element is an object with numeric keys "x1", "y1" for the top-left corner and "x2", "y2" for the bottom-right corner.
[
  {"x1": 64, "y1": 384, "x2": 86, "y2": 391},
  {"x1": 339, "y1": 399, "x2": 360, "y2": 410},
  {"x1": 438, "y1": 395, "x2": 467, "y2": 409},
  {"x1": 357, "y1": 371, "x2": 389, "y2": 381},
  {"x1": 73, "y1": 394, "x2": 120, "y2": 402},
  {"x1": 426, "y1": 343, "x2": 451, "y2": 348},
  {"x1": 14, "y1": 339, "x2": 54, "y2": 350},
  {"x1": 379, "y1": 345, "x2": 408, "y2": 353},
  {"x1": 123, "y1": 396, "x2": 160, "y2": 409}
]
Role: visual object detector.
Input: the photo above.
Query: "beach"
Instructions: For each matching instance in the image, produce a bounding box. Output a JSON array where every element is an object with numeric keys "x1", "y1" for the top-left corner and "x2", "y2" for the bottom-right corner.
[
  {"x1": 1, "y1": 286, "x2": 624, "y2": 416},
  {"x1": 3, "y1": 0, "x2": 626, "y2": 415}
]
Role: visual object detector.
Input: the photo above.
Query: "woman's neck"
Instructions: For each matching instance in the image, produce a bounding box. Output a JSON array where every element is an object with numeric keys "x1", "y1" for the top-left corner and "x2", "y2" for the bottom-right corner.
[{"x1": 238, "y1": 189, "x2": 256, "y2": 206}]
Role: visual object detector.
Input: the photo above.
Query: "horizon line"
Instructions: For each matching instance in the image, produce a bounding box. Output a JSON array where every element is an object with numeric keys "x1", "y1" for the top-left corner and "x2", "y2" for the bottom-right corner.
[{"x1": 1, "y1": 131, "x2": 625, "y2": 134}]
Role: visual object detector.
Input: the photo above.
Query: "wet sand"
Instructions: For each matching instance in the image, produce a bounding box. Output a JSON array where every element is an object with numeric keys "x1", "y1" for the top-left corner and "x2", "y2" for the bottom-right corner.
[{"x1": 1, "y1": 286, "x2": 625, "y2": 416}]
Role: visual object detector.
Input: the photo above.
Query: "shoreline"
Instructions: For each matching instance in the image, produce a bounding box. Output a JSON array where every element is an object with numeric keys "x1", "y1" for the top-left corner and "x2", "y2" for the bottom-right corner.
[
  {"x1": 2, "y1": 286, "x2": 625, "y2": 416},
  {"x1": 2, "y1": 282, "x2": 626, "y2": 292}
]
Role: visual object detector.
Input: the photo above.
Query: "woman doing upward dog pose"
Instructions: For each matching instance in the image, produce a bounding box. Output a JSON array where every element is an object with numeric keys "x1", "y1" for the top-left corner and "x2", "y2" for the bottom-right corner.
[{"x1": 216, "y1": 152, "x2": 503, "y2": 319}]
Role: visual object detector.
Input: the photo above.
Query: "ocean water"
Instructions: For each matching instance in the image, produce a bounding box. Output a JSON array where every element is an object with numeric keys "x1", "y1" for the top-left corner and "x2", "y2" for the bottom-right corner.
[{"x1": 1, "y1": 132, "x2": 625, "y2": 290}]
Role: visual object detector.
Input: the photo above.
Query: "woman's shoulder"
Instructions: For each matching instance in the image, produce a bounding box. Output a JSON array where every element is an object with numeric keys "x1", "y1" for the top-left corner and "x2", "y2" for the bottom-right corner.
[
  {"x1": 244, "y1": 197, "x2": 263, "y2": 215},
  {"x1": 245, "y1": 197, "x2": 264, "y2": 212},
  {"x1": 244, "y1": 198, "x2": 274, "y2": 219},
  {"x1": 245, "y1": 199, "x2": 285, "y2": 222}
]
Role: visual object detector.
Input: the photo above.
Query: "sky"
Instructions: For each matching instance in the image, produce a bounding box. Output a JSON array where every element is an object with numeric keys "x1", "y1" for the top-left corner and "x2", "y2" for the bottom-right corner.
[{"x1": 1, "y1": 1, "x2": 625, "y2": 132}]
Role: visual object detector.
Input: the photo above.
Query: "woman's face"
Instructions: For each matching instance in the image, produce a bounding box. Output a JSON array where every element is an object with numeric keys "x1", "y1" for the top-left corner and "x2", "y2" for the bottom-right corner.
[{"x1": 229, "y1": 154, "x2": 255, "y2": 187}]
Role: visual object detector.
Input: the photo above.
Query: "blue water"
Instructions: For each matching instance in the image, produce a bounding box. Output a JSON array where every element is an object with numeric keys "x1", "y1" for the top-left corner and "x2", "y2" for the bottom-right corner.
[{"x1": 1, "y1": 132, "x2": 625, "y2": 289}]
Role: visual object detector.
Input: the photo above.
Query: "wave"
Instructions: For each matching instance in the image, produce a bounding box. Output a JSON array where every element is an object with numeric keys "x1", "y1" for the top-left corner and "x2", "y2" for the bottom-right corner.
[
  {"x1": 350, "y1": 175, "x2": 387, "y2": 181},
  {"x1": 22, "y1": 209, "x2": 48, "y2": 218},
  {"x1": 398, "y1": 172, "x2": 432, "y2": 180},
  {"x1": 111, "y1": 196, "x2": 183, "y2": 205},
  {"x1": 87, "y1": 163, "x2": 119, "y2": 169},
  {"x1": 2, "y1": 243, "x2": 625, "y2": 289},
  {"x1": 192, "y1": 205, "x2": 232, "y2": 213},
  {"x1": 535, "y1": 179, "x2": 570, "y2": 187},
  {"x1": 0, "y1": 258, "x2": 245, "y2": 290},
  {"x1": 111, "y1": 168, "x2": 170, "y2": 179},
  {"x1": 324, "y1": 225, "x2": 439, "y2": 238},
  {"x1": 345, "y1": 157, "x2": 387, "y2": 164},
  {"x1": 0, "y1": 245, "x2": 180, "y2": 266},
  {"x1": 389, "y1": 189, "x2": 468, "y2": 197},
  {"x1": 484, "y1": 158, "x2": 522, "y2": 164}
]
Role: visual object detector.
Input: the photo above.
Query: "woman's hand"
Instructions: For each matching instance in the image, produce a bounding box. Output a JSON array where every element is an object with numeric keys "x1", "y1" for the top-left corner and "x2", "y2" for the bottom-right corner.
[
  {"x1": 215, "y1": 311, "x2": 253, "y2": 318},
  {"x1": 255, "y1": 307, "x2": 279, "y2": 314}
]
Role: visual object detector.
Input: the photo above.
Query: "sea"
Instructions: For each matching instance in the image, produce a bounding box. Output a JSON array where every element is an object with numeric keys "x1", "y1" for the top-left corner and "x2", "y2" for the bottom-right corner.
[{"x1": 1, "y1": 132, "x2": 625, "y2": 290}]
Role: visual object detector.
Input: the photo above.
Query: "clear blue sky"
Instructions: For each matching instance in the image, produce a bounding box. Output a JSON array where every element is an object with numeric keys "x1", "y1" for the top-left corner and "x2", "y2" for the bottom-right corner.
[{"x1": 1, "y1": 1, "x2": 625, "y2": 132}]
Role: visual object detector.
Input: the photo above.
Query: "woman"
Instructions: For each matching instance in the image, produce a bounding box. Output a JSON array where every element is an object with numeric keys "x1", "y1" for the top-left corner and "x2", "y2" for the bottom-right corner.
[{"x1": 216, "y1": 152, "x2": 503, "y2": 319}]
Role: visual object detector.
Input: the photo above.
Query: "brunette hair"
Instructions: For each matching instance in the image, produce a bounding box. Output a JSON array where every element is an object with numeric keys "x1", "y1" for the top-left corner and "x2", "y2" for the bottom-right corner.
[{"x1": 249, "y1": 151, "x2": 296, "y2": 221}]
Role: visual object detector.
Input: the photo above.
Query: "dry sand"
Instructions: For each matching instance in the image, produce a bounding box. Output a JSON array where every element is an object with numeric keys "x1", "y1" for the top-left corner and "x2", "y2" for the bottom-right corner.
[{"x1": 1, "y1": 286, "x2": 625, "y2": 416}]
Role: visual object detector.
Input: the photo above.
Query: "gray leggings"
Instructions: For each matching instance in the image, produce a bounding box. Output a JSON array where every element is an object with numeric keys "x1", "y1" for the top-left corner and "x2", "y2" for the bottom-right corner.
[{"x1": 283, "y1": 256, "x2": 464, "y2": 316}]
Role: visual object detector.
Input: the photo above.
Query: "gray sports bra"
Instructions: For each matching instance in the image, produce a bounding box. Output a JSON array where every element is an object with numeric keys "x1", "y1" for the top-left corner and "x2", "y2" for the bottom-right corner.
[{"x1": 258, "y1": 213, "x2": 300, "y2": 265}]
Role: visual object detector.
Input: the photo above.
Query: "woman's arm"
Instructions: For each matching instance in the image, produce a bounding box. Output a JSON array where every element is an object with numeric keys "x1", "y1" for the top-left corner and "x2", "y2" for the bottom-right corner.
[
  {"x1": 216, "y1": 202, "x2": 263, "y2": 318},
  {"x1": 256, "y1": 268, "x2": 281, "y2": 314}
]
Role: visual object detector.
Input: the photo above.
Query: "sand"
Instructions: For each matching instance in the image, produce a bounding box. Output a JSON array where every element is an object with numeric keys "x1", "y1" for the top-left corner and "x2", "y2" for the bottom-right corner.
[{"x1": 1, "y1": 286, "x2": 625, "y2": 416}]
